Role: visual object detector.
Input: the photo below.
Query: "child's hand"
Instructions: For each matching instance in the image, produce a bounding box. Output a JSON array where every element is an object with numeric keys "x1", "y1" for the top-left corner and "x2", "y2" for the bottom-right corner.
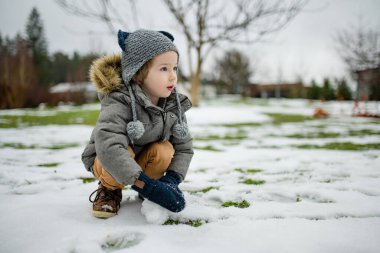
[
  {"x1": 133, "y1": 179, "x2": 145, "y2": 189},
  {"x1": 131, "y1": 172, "x2": 185, "y2": 212}
]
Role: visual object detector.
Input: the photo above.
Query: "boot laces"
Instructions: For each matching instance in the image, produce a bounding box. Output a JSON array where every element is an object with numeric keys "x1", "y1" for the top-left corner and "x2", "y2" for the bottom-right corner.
[{"x1": 89, "y1": 184, "x2": 122, "y2": 209}]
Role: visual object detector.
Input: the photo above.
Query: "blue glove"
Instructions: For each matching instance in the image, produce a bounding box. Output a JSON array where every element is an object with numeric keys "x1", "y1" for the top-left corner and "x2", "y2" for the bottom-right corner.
[
  {"x1": 132, "y1": 172, "x2": 185, "y2": 212},
  {"x1": 159, "y1": 170, "x2": 182, "y2": 185}
]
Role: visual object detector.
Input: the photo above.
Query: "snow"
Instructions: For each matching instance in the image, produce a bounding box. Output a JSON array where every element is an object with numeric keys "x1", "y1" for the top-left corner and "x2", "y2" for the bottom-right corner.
[
  {"x1": 141, "y1": 200, "x2": 170, "y2": 225},
  {"x1": 49, "y1": 82, "x2": 95, "y2": 93},
  {"x1": 102, "y1": 204, "x2": 114, "y2": 211},
  {"x1": 186, "y1": 105, "x2": 272, "y2": 125},
  {"x1": 0, "y1": 98, "x2": 380, "y2": 253}
]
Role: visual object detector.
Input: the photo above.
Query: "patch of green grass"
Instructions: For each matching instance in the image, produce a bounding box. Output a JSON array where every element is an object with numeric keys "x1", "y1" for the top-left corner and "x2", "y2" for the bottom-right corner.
[
  {"x1": 265, "y1": 113, "x2": 314, "y2": 125},
  {"x1": 163, "y1": 219, "x2": 180, "y2": 225},
  {"x1": 313, "y1": 125, "x2": 327, "y2": 129},
  {"x1": 222, "y1": 200, "x2": 250, "y2": 208},
  {"x1": 44, "y1": 143, "x2": 79, "y2": 150},
  {"x1": 229, "y1": 98, "x2": 256, "y2": 105},
  {"x1": 200, "y1": 186, "x2": 215, "y2": 193},
  {"x1": 164, "y1": 219, "x2": 208, "y2": 227},
  {"x1": 0, "y1": 109, "x2": 99, "y2": 128},
  {"x1": 234, "y1": 168, "x2": 262, "y2": 174},
  {"x1": 241, "y1": 178, "x2": 266, "y2": 185},
  {"x1": 1, "y1": 142, "x2": 79, "y2": 150},
  {"x1": 188, "y1": 219, "x2": 204, "y2": 227},
  {"x1": 193, "y1": 145, "x2": 223, "y2": 152},
  {"x1": 80, "y1": 177, "x2": 96, "y2": 184},
  {"x1": 347, "y1": 129, "x2": 380, "y2": 136},
  {"x1": 194, "y1": 133, "x2": 248, "y2": 141},
  {"x1": 1, "y1": 143, "x2": 37, "y2": 149},
  {"x1": 37, "y1": 163, "x2": 60, "y2": 167},
  {"x1": 296, "y1": 142, "x2": 380, "y2": 151},
  {"x1": 283, "y1": 132, "x2": 341, "y2": 139},
  {"x1": 229, "y1": 98, "x2": 269, "y2": 106},
  {"x1": 247, "y1": 169, "x2": 263, "y2": 173},
  {"x1": 189, "y1": 186, "x2": 218, "y2": 194},
  {"x1": 220, "y1": 122, "x2": 262, "y2": 128}
]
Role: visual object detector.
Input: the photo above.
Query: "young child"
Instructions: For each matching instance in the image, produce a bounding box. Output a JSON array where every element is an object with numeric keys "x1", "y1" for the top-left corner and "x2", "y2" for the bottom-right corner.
[{"x1": 81, "y1": 29, "x2": 194, "y2": 218}]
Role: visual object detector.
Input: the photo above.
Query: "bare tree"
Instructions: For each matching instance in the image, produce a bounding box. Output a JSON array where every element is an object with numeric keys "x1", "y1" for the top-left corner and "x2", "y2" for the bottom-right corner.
[
  {"x1": 162, "y1": 0, "x2": 307, "y2": 106},
  {"x1": 214, "y1": 49, "x2": 252, "y2": 94},
  {"x1": 335, "y1": 22, "x2": 380, "y2": 73},
  {"x1": 56, "y1": 0, "x2": 307, "y2": 106},
  {"x1": 55, "y1": 0, "x2": 139, "y2": 35},
  {"x1": 0, "y1": 34, "x2": 38, "y2": 108},
  {"x1": 335, "y1": 18, "x2": 380, "y2": 101}
]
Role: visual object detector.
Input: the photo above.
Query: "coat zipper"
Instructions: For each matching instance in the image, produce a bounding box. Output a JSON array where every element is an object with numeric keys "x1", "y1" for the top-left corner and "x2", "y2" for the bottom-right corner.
[{"x1": 161, "y1": 111, "x2": 167, "y2": 141}]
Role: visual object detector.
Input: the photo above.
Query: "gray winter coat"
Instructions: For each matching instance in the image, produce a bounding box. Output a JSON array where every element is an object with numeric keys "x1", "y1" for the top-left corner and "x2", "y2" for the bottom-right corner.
[{"x1": 81, "y1": 54, "x2": 194, "y2": 185}]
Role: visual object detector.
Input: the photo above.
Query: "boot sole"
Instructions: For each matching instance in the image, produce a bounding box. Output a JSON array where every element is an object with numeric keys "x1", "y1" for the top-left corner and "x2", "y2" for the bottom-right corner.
[{"x1": 92, "y1": 210, "x2": 116, "y2": 218}]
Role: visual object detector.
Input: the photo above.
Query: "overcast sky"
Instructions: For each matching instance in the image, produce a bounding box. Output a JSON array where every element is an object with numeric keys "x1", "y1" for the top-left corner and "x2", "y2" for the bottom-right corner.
[{"x1": 1, "y1": 0, "x2": 379, "y2": 87}]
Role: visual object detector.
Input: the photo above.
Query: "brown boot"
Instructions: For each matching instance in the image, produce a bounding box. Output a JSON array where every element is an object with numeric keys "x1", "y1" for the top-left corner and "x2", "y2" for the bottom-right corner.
[{"x1": 89, "y1": 182, "x2": 122, "y2": 218}]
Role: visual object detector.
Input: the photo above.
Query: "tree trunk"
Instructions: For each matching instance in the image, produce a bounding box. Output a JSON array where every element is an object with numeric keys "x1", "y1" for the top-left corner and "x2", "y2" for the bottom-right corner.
[
  {"x1": 190, "y1": 67, "x2": 201, "y2": 107},
  {"x1": 190, "y1": 47, "x2": 202, "y2": 107}
]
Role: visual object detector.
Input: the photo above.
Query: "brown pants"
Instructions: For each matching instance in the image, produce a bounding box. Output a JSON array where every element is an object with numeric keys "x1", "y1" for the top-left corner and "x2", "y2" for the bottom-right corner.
[{"x1": 93, "y1": 140, "x2": 175, "y2": 190}]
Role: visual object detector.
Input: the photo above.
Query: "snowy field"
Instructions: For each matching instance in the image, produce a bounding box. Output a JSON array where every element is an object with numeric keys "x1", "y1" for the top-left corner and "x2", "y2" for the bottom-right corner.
[{"x1": 0, "y1": 97, "x2": 379, "y2": 253}]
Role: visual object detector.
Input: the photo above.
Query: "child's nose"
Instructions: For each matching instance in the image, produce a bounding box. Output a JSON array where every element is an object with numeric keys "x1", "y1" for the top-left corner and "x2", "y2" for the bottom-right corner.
[{"x1": 169, "y1": 70, "x2": 177, "y2": 80}]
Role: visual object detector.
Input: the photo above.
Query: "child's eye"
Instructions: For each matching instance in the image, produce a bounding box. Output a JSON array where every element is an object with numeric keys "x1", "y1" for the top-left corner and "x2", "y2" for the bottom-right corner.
[
  {"x1": 160, "y1": 67, "x2": 168, "y2": 71},
  {"x1": 173, "y1": 66, "x2": 178, "y2": 71}
]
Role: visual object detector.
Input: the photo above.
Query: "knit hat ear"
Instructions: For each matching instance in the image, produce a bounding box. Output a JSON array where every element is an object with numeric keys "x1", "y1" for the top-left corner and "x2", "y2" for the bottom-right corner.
[
  {"x1": 118, "y1": 30, "x2": 130, "y2": 51},
  {"x1": 158, "y1": 31, "x2": 174, "y2": 42}
]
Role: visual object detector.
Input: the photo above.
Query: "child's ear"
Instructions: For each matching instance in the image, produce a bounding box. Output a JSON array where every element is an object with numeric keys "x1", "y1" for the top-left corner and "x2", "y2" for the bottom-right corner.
[
  {"x1": 118, "y1": 29, "x2": 130, "y2": 51},
  {"x1": 158, "y1": 31, "x2": 174, "y2": 42}
]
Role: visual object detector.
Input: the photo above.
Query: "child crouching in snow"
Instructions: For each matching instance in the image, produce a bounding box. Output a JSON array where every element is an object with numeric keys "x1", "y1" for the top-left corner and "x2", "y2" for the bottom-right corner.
[{"x1": 81, "y1": 29, "x2": 193, "y2": 218}]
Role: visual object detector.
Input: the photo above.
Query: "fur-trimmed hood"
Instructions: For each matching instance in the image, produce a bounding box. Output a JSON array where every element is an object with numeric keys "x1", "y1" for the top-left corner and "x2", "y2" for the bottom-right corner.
[
  {"x1": 89, "y1": 54, "x2": 124, "y2": 96},
  {"x1": 88, "y1": 54, "x2": 191, "y2": 112}
]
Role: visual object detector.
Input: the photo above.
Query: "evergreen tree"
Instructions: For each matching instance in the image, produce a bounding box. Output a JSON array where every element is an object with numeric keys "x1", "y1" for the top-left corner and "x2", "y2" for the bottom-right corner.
[
  {"x1": 321, "y1": 78, "x2": 336, "y2": 100},
  {"x1": 336, "y1": 78, "x2": 352, "y2": 100},
  {"x1": 306, "y1": 79, "x2": 321, "y2": 100},
  {"x1": 25, "y1": 6, "x2": 50, "y2": 87},
  {"x1": 50, "y1": 51, "x2": 71, "y2": 84}
]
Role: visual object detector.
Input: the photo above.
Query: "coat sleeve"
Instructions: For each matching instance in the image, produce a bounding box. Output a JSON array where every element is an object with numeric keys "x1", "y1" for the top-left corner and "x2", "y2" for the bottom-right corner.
[
  {"x1": 167, "y1": 113, "x2": 194, "y2": 182},
  {"x1": 94, "y1": 92, "x2": 142, "y2": 185},
  {"x1": 81, "y1": 128, "x2": 96, "y2": 173}
]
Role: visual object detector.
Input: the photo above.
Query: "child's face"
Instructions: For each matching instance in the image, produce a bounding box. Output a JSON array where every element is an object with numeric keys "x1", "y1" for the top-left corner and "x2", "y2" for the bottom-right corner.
[{"x1": 141, "y1": 51, "x2": 178, "y2": 103}]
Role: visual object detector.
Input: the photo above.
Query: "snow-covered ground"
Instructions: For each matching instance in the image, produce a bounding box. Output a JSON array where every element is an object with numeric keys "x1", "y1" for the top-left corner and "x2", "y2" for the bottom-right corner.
[{"x1": 0, "y1": 98, "x2": 379, "y2": 253}]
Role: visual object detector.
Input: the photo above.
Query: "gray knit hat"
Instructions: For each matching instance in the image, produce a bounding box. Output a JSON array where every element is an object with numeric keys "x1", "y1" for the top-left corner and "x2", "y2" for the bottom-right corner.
[
  {"x1": 118, "y1": 29, "x2": 178, "y2": 85},
  {"x1": 117, "y1": 29, "x2": 189, "y2": 143}
]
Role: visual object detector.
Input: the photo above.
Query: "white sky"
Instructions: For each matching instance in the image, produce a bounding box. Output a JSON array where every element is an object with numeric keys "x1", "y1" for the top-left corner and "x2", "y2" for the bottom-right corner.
[{"x1": 1, "y1": 0, "x2": 379, "y2": 87}]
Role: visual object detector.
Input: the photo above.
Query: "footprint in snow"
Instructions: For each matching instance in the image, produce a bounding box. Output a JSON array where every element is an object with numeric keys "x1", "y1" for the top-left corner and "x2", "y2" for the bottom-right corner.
[
  {"x1": 68, "y1": 232, "x2": 145, "y2": 253},
  {"x1": 101, "y1": 232, "x2": 145, "y2": 252}
]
